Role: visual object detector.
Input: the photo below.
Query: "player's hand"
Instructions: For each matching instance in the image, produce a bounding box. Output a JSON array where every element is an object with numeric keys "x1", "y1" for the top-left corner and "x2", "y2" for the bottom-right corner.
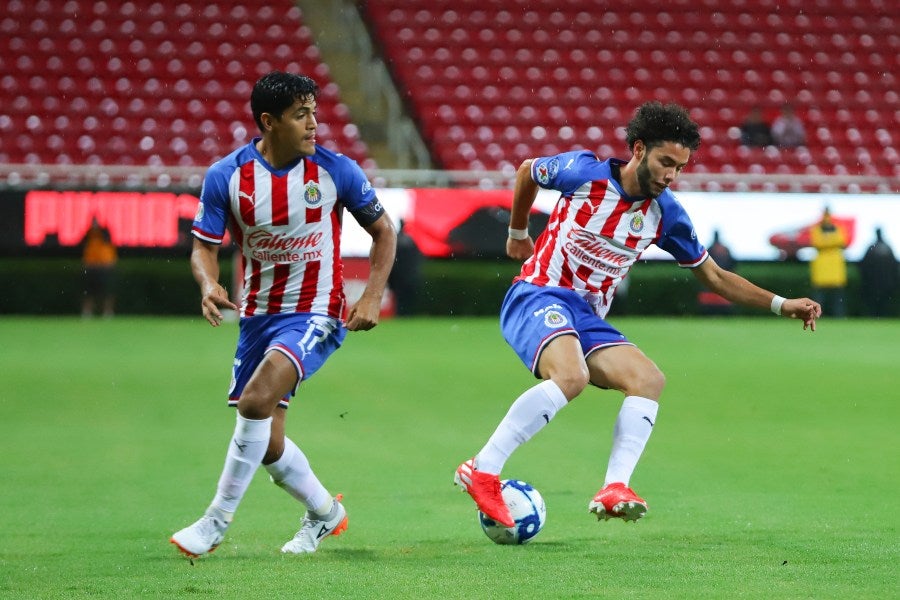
[
  {"x1": 345, "y1": 294, "x2": 381, "y2": 331},
  {"x1": 506, "y1": 237, "x2": 534, "y2": 261},
  {"x1": 781, "y1": 297, "x2": 822, "y2": 331},
  {"x1": 200, "y1": 284, "x2": 238, "y2": 327}
]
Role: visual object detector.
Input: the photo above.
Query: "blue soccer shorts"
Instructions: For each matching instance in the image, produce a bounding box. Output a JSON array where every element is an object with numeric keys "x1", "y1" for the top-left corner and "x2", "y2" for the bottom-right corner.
[
  {"x1": 227, "y1": 313, "x2": 346, "y2": 409},
  {"x1": 500, "y1": 281, "x2": 633, "y2": 377}
]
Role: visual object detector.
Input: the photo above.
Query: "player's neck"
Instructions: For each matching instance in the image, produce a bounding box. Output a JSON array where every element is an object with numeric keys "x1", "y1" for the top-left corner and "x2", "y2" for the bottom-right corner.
[
  {"x1": 255, "y1": 139, "x2": 298, "y2": 170},
  {"x1": 617, "y1": 159, "x2": 643, "y2": 198}
]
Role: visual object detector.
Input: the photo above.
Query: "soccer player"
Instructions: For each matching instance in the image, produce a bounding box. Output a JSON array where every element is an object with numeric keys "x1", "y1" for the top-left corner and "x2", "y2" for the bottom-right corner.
[
  {"x1": 454, "y1": 102, "x2": 821, "y2": 527},
  {"x1": 170, "y1": 71, "x2": 396, "y2": 557}
]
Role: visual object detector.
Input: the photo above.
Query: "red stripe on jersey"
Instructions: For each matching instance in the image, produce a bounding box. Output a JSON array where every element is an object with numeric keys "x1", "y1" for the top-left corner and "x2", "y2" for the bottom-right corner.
[
  {"x1": 266, "y1": 263, "x2": 291, "y2": 313},
  {"x1": 574, "y1": 188, "x2": 602, "y2": 228},
  {"x1": 599, "y1": 198, "x2": 633, "y2": 240},
  {"x1": 304, "y1": 158, "x2": 322, "y2": 223},
  {"x1": 327, "y1": 208, "x2": 344, "y2": 317},
  {"x1": 295, "y1": 261, "x2": 320, "y2": 313},
  {"x1": 557, "y1": 244, "x2": 575, "y2": 288},
  {"x1": 529, "y1": 201, "x2": 569, "y2": 287},
  {"x1": 239, "y1": 162, "x2": 256, "y2": 226},
  {"x1": 244, "y1": 258, "x2": 262, "y2": 316},
  {"x1": 271, "y1": 173, "x2": 289, "y2": 226},
  {"x1": 575, "y1": 264, "x2": 597, "y2": 292}
]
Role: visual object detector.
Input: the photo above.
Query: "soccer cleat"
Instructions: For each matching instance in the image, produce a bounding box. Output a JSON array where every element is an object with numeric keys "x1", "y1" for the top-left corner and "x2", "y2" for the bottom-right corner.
[
  {"x1": 454, "y1": 458, "x2": 515, "y2": 527},
  {"x1": 170, "y1": 513, "x2": 229, "y2": 557},
  {"x1": 588, "y1": 482, "x2": 648, "y2": 522},
  {"x1": 280, "y1": 494, "x2": 348, "y2": 554}
]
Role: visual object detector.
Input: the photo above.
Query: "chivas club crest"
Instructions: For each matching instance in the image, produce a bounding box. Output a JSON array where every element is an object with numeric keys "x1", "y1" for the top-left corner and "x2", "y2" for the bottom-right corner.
[
  {"x1": 304, "y1": 181, "x2": 322, "y2": 206},
  {"x1": 629, "y1": 212, "x2": 644, "y2": 234}
]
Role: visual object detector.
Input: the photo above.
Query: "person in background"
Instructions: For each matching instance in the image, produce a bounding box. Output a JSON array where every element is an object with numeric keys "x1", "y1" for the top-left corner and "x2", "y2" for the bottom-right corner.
[
  {"x1": 454, "y1": 102, "x2": 821, "y2": 529},
  {"x1": 170, "y1": 71, "x2": 396, "y2": 558},
  {"x1": 387, "y1": 219, "x2": 424, "y2": 316},
  {"x1": 80, "y1": 217, "x2": 118, "y2": 318},
  {"x1": 771, "y1": 103, "x2": 806, "y2": 148},
  {"x1": 809, "y1": 207, "x2": 848, "y2": 317},
  {"x1": 697, "y1": 230, "x2": 736, "y2": 315},
  {"x1": 859, "y1": 227, "x2": 898, "y2": 317},
  {"x1": 739, "y1": 106, "x2": 773, "y2": 147}
]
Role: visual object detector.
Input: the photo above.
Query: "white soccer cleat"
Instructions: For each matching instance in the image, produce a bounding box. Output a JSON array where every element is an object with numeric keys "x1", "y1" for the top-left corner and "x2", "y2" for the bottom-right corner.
[
  {"x1": 170, "y1": 513, "x2": 229, "y2": 557},
  {"x1": 281, "y1": 494, "x2": 348, "y2": 554}
]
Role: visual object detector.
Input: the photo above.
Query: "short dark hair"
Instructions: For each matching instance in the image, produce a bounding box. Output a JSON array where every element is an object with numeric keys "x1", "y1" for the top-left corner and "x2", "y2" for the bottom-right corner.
[
  {"x1": 250, "y1": 71, "x2": 319, "y2": 132},
  {"x1": 625, "y1": 101, "x2": 701, "y2": 153}
]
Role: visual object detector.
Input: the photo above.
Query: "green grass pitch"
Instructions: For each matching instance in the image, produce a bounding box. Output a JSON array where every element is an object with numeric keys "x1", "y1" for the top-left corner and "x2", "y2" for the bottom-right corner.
[{"x1": 0, "y1": 316, "x2": 896, "y2": 599}]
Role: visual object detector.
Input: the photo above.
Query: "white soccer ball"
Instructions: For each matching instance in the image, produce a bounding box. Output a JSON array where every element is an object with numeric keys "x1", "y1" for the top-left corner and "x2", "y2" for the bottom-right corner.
[{"x1": 478, "y1": 479, "x2": 546, "y2": 545}]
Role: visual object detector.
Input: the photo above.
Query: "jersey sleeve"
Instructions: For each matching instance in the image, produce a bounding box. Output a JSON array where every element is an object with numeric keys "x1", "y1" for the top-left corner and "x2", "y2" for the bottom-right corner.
[
  {"x1": 331, "y1": 154, "x2": 384, "y2": 227},
  {"x1": 530, "y1": 150, "x2": 599, "y2": 195},
  {"x1": 656, "y1": 195, "x2": 708, "y2": 267},
  {"x1": 192, "y1": 162, "x2": 232, "y2": 244}
]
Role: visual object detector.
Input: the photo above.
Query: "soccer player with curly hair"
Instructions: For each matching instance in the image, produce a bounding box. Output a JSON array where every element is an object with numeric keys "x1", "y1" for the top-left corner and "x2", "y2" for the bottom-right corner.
[{"x1": 455, "y1": 102, "x2": 821, "y2": 527}]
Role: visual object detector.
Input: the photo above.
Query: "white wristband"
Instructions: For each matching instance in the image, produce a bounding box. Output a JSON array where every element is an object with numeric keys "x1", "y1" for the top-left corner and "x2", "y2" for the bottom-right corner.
[
  {"x1": 508, "y1": 227, "x2": 529, "y2": 240},
  {"x1": 770, "y1": 295, "x2": 786, "y2": 315}
]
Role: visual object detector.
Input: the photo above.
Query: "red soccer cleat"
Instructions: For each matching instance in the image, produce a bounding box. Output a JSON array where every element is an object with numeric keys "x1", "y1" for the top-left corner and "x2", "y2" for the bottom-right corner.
[
  {"x1": 454, "y1": 458, "x2": 515, "y2": 527},
  {"x1": 588, "y1": 482, "x2": 648, "y2": 522}
]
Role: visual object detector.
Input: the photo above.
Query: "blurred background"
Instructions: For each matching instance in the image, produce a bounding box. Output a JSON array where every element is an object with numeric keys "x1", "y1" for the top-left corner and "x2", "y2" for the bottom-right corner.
[{"x1": 1, "y1": 0, "x2": 898, "y2": 317}]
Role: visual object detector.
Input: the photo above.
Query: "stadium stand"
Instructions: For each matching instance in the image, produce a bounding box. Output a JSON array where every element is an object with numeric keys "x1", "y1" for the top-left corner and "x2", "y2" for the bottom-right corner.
[
  {"x1": 362, "y1": 0, "x2": 898, "y2": 187},
  {"x1": 0, "y1": 0, "x2": 374, "y2": 170}
]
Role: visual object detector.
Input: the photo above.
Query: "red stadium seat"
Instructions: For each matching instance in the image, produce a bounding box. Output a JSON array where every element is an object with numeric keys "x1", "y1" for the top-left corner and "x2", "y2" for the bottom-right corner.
[
  {"x1": 2, "y1": 0, "x2": 373, "y2": 167},
  {"x1": 361, "y1": 0, "x2": 895, "y2": 178}
]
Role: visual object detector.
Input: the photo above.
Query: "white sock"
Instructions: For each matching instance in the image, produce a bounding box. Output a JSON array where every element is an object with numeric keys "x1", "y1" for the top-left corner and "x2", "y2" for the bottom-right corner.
[
  {"x1": 264, "y1": 436, "x2": 332, "y2": 515},
  {"x1": 604, "y1": 396, "x2": 659, "y2": 486},
  {"x1": 209, "y1": 414, "x2": 272, "y2": 517},
  {"x1": 476, "y1": 380, "x2": 568, "y2": 474}
]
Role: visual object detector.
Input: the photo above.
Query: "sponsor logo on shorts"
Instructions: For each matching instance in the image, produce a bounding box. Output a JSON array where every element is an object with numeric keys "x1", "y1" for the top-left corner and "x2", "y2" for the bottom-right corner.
[{"x1": 544, "y1": 310, "x2": 568, "y2": 328}]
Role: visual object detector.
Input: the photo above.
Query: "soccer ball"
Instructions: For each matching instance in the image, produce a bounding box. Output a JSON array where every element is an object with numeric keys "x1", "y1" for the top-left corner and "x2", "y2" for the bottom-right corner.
[{"x1": 478, "y1": 479, "x2": 546, "y2": 545}]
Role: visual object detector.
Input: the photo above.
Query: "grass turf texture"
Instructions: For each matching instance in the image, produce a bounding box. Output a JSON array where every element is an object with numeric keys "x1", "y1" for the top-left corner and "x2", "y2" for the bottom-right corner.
[{"x1": 0, "y1": 316, "x2": 896, "y2": 599}]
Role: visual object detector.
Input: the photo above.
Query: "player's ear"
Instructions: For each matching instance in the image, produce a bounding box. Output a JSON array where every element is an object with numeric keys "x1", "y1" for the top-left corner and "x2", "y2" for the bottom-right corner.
[
  {"x1": 260, "y1": 112, "x2": 276, "y2": 131},
  {"x1": 631, "y1": 139, "x2": 645, "y2": 160}
]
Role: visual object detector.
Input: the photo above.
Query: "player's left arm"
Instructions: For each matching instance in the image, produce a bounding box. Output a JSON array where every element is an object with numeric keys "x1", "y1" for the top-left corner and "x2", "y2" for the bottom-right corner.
[
  {"x1": 692, "y1": 257, "x2": 822, "y2": 331},
  {"x1": 345, "y1": 212, "x2": 397, "y2": 331}
]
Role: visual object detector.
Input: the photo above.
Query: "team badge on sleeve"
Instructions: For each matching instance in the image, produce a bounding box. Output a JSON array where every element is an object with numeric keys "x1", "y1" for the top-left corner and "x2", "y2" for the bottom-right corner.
[
  {"x1": 536, "y1": 158, "x2": 559, "y2": 185},
  {"x1": 194, "y1": 202, "x2": 205, "y2": 221}
]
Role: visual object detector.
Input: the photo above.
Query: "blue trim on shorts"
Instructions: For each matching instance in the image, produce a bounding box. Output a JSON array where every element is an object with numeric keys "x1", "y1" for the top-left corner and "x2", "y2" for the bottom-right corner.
[{"x1": 500, "y1": 281, "x2": 632, "y2": 377}]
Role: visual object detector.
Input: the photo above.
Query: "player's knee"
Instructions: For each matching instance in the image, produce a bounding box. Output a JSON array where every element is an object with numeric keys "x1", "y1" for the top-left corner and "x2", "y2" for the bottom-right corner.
[
  {"x1": 630, "y1": 364, "x2": 666, "y2": 399},
  {"x1": 236, "y1": 389, "x2": 276, "y2": 420},
  {"x1": 551, "y1": 365, "x2": 590, "y2": 400}
]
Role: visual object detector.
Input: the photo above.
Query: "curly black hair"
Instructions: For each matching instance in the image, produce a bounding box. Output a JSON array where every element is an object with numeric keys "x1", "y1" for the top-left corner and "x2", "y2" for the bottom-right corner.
[
  {"x1": 250, "y1": 71, "x2": 319, "y2": 132},
  {"x1": 625, "y1": 101, "x2": 701, "y2": 152}
]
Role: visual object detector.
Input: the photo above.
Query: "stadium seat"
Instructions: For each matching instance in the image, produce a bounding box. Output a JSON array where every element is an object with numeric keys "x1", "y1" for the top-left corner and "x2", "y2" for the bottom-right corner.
[
  {"x1": 361, "y1": 0, "x2": 896, "y2": 182},
  {"x1": 2, "y1": 0, "x2": 373, "y2": 167}
]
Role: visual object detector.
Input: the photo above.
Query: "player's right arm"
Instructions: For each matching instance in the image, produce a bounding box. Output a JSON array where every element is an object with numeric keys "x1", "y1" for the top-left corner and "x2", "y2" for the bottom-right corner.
[
  {"x1": 507, "y1": 159, "x2": 538, "y2": 261},
  {"x1": 191, "y1": 238, "x2": 238, "y2": 327}
]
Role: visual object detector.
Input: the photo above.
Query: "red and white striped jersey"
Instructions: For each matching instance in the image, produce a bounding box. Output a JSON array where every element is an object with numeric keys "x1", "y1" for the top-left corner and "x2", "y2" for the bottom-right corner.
[
  {"x1": 192, "y1": 141, "x2": 381, "y2": 318},
  {"x1": 517, "y1": 151, "x2": 707, "y2": 318}
]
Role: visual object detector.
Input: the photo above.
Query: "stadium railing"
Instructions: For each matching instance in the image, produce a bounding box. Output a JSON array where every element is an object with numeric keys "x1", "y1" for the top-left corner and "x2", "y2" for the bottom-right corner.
[{"x1": 0, "y1": 163, "x2": 896, "y2": 194}]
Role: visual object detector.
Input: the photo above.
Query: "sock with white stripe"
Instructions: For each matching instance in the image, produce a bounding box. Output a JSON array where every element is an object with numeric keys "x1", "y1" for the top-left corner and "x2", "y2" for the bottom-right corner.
[
  {"x1": 604, "y1": 395, "x2": 659, "y2": 486},
  {"x1": 476, "y1": 380, "x2": 569, "y2": 474}
]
